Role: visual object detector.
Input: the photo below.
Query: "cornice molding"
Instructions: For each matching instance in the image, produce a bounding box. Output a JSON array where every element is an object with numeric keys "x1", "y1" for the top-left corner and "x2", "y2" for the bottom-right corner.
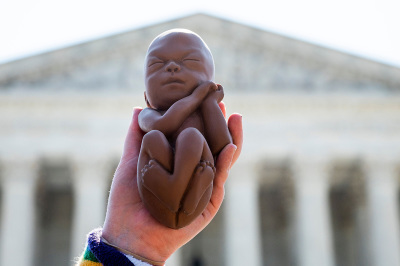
[{"x1": 0, "y1": 13, "x2": 399, "y2": 91}]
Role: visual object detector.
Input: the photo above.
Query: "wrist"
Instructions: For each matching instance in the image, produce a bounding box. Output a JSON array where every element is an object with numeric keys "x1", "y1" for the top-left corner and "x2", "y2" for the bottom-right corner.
[
  {"x1": 102, "y1": 225, "x2": 171, "y2": 264},
  {"x1": 101, "y1": 236, "x2": 165, "y2": 266}
]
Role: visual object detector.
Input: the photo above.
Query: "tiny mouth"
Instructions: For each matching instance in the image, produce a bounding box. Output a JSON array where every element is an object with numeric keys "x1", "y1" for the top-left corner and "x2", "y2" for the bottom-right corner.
[{"x1": 164, "y1": 77, "x2": 184, "y2": 85}]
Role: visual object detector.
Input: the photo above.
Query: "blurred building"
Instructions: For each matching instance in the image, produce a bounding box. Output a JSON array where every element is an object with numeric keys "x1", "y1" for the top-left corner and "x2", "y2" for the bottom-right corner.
[{"x1": 1, "y1": 13, "x2": 400, "y2": 266}]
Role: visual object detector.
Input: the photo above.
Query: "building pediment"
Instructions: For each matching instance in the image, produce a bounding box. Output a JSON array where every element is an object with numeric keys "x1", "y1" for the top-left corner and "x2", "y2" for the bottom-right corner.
[{"x1": 0, "y1": 13, "x2": 399, "y2": 92}]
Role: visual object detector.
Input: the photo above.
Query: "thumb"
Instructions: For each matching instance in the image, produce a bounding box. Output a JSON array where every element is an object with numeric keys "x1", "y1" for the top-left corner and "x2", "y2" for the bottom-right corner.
[{"x1": 121, "y1": 107, "x2": 144, "y2": 161}]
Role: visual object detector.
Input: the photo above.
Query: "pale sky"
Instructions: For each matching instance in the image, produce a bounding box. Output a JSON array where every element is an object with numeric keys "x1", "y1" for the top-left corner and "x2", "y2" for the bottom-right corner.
[{"x1": 1, "y1": 0, "x2": 400, "y2": 67}]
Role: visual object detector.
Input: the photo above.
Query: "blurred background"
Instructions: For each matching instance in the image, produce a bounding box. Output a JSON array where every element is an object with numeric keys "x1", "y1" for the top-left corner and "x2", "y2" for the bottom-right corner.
[{"x1": 0, "y1": 1, "x2": 400, "y2": 266}]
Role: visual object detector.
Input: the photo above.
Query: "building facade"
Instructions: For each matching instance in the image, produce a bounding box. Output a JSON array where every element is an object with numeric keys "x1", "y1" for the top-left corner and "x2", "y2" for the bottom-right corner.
[{"x1": 0, "y1": 13, "x2": 400, "y2": 266}]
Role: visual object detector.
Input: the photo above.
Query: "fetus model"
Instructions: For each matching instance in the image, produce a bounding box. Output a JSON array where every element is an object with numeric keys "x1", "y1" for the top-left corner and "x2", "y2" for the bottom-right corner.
[{"x1": 137, "y1": 29, "x2": 232, "y2": 229}]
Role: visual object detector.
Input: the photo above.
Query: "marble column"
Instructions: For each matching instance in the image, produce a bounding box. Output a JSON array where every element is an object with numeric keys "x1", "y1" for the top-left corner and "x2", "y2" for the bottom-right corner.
[
  {"x1": 70, "y1": 158, "x2": 110, "y2": 258},
  {"x1": 294, "y1": 157, "x2": 335, "y2": 266},
  {"x1": 225, "y1": 166, "x2": 262, "y2": 266},
  {"x1": 0, "y1": 157, "x2": 38, "y2": 266},
  {"x1": 365, "y1": 158, "x2": 400, "y2": 266}
]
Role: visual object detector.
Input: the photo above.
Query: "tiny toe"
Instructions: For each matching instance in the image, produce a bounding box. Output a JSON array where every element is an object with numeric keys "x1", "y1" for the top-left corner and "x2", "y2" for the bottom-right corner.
[{"x1": 196, "y1": 165, "x2": 204, "y2": 175}]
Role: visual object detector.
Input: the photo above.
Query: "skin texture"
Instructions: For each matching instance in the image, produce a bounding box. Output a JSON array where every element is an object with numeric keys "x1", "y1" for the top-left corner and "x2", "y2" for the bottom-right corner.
[
  {"x1": 102, "y1": 107, "x2": 243, "y2": 263},
  {"x1": 137, "y1": 29, "x2": 232, "y2": 228}
]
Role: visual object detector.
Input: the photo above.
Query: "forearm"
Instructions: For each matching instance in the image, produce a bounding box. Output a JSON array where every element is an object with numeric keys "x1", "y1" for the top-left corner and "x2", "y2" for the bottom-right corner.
[
  {"x1": 159, "y1": 94, "x2": 204, "y2": 135},
  {"x1": 201, "y1": 99, "x2": 232, "y2": 155},
  {"x1": 140, "y1": 82, "x2": 215, "y2": 135},
  {"x1": 157, "y1": 81, "x2": 217, "y2": 135}
]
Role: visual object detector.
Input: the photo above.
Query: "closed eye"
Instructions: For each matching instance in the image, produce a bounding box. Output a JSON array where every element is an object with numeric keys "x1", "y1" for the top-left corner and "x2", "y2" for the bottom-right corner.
[{"x1": 148, "y1": 61, "x2": 164, "y2": 67}]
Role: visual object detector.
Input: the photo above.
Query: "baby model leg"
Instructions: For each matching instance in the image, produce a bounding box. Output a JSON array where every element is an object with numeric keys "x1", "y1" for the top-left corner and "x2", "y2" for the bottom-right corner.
[
  {"x1": 175, "y1": 128, "x2": 214, "y2": 216},
  {"x1": 138, "y1": 130, "x2": 173, "y2": 175},
  {"x1": 140, "y1": 128, "x2": 211, "y2": 210},
  {"x1": 138, "y1": 130, "x2": 180, "y2": 228},
  {"x1": 138, "y1": 128, "x2": 214, "y2": 228},
  {"x1": 171, "y1": 127, "x2": 215, "y2": 228}
]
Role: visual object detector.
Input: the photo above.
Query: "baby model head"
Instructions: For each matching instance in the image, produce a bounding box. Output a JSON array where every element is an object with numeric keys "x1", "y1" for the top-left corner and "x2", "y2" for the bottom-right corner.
[{"x1": 144, "y1": 29, "x2": 215, "y2": 111}]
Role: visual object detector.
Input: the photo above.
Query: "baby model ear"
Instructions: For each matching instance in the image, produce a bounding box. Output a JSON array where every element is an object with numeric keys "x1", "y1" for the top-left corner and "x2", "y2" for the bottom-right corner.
[{"x1": 144, "y1": 91, "x2": 151, "y2": 108}]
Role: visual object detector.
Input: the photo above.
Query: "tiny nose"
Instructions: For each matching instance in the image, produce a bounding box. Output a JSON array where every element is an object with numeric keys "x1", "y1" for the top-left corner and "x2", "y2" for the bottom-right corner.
[{"x1": 165, "y1": 61, "x2": 180, "y2": 73}]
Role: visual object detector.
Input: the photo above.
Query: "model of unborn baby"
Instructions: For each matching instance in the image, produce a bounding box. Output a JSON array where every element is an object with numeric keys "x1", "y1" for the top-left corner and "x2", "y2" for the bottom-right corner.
[{"x1": 137, "y1": 29, "x2": 232, "y2": 229}]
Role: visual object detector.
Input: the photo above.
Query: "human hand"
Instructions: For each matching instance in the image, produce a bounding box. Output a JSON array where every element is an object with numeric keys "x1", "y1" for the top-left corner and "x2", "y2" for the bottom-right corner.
[{"x1": 102, "y1": 105, "x2": 243, "y2": 263}]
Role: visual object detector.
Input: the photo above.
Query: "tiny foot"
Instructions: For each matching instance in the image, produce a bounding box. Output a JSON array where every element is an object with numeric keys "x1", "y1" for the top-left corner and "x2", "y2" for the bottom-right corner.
[
  {"x1": 182, "y1": 161, "x2": 215, "y2": 215},
  {"x1": 140, "y1": 159, "x2": 157, "y2": 180},
  {"x1": 194, "y1": 161, "x2": 206, "y2": 175},
  {"x1": 140, "y1": 159, "x2": 183, "y2": 212}
]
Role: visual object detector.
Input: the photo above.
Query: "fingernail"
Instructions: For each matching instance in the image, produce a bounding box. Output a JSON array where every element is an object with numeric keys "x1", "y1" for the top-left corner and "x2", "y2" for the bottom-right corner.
[
  {"x1": 229, "y1": 144, "x2": 237, "y2": 165},
  {"x1": 232, "y1": 144, "x2": 237, "y2": 151}
]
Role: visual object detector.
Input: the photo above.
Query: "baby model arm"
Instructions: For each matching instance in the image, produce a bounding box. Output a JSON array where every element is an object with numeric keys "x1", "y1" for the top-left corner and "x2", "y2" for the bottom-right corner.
[
  {"x1": 139, "y1": 81, "x2": 217, "y2": 136},
  {"x1": 201, "y1": 84, "x2": 232, "y2": 155}
]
